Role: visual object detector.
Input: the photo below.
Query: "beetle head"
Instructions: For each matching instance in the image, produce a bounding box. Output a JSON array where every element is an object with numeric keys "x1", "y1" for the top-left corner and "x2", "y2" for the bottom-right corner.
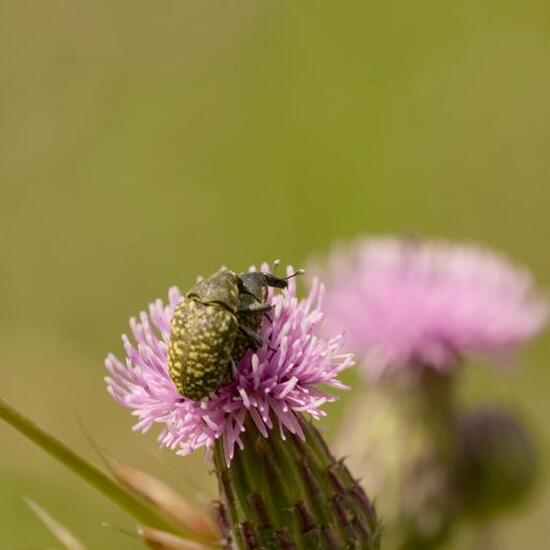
[{"x1": 237, "y1": 269, "x2": 305, "y2": 302}]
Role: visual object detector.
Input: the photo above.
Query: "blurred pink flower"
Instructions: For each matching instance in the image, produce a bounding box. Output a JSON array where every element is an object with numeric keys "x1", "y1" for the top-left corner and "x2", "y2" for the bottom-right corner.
[
  {"x1": 313, "y1": 237, "x2": 548, "y2": 379},
  {"x1": 105, "y1": 266, "x2": 352, "y2": 464}
]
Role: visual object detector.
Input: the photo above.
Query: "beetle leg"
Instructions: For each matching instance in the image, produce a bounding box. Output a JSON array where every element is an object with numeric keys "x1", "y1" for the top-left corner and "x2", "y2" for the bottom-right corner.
[
  {"x1": 238, "y1": 324, "x2": 264, "y2": 349},
  {"x1": 230, "y1": 358, "x2": 238, "y2": 378},
  {"x1": 239, "y1": 301, "x2": 273, "y2": 322},
  {"x1": 238, "y1": 302, "x2": 272, "y2": 314}
]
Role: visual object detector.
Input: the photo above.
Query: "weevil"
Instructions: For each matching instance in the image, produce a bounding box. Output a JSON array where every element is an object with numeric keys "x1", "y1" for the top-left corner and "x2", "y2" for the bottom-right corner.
[{"x1": 168, "y1": 265, "x2": 303, "y2": 400}]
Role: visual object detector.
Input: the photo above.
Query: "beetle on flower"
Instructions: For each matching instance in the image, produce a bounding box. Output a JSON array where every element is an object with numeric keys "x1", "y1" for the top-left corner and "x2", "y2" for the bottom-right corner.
[
  {"x1": 105, "y1": 263, "x2": 352, "y2": 464},
  {"x1": 168, "y1": 265, "x2": 303, "y2": 400}
]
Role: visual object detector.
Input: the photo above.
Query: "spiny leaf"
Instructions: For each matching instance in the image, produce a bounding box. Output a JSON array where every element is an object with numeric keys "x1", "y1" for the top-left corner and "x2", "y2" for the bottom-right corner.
[
  {"x1": 77, "y1": 417, "x2": 218, "y2": 543},
  {"x1": 110, "y1": 461, "x2": 220, "y2": 543},
  {"x1": 138, "y1": 525, "x2": 211, "y2": 550}
]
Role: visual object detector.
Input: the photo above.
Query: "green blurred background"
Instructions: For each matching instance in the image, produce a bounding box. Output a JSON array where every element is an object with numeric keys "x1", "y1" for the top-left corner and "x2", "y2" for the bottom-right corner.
[{"x1": 1, "y1": 1, "x2": 549, "y2": 547}]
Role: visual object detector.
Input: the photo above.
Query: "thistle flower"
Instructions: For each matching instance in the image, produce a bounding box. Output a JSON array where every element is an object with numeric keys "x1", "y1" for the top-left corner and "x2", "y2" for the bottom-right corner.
[
  {"x1": 314, "y1": 237, "x2": 547, "y2": 548},
  {"x1": 105, "y1": 265, "x2": 352, "y2": 464},
  {"x1": 105, "y1": 265, "x2": 379, "y2": 549},
  {"x1": 314, "y1": 237, "x2": 548, "y2": 378}
]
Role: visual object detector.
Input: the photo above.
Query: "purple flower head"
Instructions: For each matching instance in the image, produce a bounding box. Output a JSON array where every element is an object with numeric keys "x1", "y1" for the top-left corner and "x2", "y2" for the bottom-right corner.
[
  {"x1": 105, "y1": 264, "x2": 352, "y2": 464},
  {"x1": 313, "y1": 237, "x2": 548, "y2": 379}
]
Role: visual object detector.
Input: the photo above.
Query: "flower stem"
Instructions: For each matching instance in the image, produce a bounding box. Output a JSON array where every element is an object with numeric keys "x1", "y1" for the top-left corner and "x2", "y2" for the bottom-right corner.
[{"x1": 336, "y1": 370, "x2": 458, "y2": 549}]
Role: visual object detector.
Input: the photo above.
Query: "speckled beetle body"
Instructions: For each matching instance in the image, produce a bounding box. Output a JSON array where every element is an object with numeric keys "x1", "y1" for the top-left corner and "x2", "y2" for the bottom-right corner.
[{"x1": 168, "y1": 266, "x2": 301, "y2": 400}]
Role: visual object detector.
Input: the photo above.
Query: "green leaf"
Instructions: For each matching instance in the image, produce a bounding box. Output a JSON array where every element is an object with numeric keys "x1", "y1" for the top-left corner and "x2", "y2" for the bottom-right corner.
[{"x1": 0, "y1": 398, "x2": 182, "y2": 536}]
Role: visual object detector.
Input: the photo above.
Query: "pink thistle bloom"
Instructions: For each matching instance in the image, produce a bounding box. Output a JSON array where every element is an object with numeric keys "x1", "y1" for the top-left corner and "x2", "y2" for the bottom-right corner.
[
  {"x1": 313, "y1": 237, "x2": 548, "y2": 379},
  {"x1": 105, "y1": 266, "x2": 352, "y2": 465}
]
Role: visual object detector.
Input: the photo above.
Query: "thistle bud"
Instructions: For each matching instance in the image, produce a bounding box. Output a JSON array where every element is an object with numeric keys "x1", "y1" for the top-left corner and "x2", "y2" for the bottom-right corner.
[
  {"x1": 457, "y1": 407, "x2": 538, "y2": 519},
  {"x1": 214, "y1": 416, "x2": 380, "y2": 549}
]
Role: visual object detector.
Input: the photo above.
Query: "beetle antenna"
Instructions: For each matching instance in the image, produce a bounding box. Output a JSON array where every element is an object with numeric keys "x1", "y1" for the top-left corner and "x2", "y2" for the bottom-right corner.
[
  {"x1": 258, "y1": 267, "x2": 305, "y2": 289},
  {"x1": 284, "y1": 268, "x2": 305, "y2": 281}
]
